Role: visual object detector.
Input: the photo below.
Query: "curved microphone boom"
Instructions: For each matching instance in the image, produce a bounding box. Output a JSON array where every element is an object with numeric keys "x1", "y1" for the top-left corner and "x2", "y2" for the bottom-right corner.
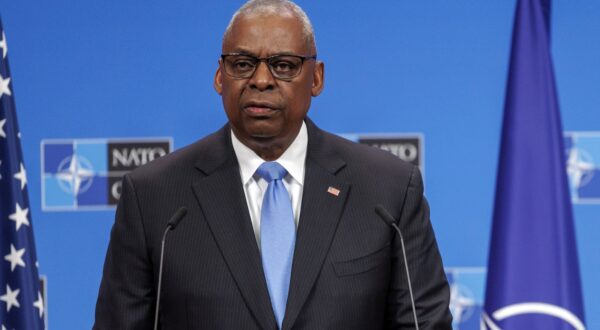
[
  {"x1": 374, "y1": 204, "x2": 419, "y2": 330},
  {"x1": 154, "y1": 207, "x2": 188, "y2": 330}
]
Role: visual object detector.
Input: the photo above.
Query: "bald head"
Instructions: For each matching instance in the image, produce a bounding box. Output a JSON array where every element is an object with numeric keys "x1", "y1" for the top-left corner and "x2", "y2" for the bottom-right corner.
[{"x1": 223, "y1": 0, "x2": 317, "y2": 54}]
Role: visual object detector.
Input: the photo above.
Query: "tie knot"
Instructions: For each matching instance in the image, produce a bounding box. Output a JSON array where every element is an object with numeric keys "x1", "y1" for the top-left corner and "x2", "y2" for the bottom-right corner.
[{"x1": 256, "y1": 162, "x2": 287, "y2": 182}]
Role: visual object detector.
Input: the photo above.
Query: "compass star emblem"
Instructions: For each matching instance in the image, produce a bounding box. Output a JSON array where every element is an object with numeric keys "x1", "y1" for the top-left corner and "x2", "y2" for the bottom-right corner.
[
  {"x1": 55, "y1": 155, "x2": 95, "y2": 195},
  {"x1": 449, "y1": 283, "x2": 476, "y2": 328},
  {"x1": 566, "y1": 147, "x2": 594, "y2": 190}
]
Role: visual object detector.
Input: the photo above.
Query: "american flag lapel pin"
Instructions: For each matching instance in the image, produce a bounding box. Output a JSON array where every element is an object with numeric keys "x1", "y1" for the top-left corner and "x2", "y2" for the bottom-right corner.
[{"x1": 327, "y1": 186, "x2": 340, "y2": 196}]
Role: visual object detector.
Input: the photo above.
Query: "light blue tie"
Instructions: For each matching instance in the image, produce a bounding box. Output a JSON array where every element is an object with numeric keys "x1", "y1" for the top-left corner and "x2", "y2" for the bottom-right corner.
[{"x1": 256, "y1": 162, "x2": 296, "y2": 329}]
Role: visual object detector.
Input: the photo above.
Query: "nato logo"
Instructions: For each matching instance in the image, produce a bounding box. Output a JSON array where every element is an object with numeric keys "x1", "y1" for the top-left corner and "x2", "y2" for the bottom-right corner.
[
  {"x1": 565, "y1": 132, "x2": 600, "y2": 204},
  {"x1": 41, "y1": 138, "x2": 172, "y2": 211},
  {"x1": 340, "y1": 133, "x2": 424, "y2": 173},
  {"x1": 445, "y1": 267, "x2": 486, "y2": 330}
]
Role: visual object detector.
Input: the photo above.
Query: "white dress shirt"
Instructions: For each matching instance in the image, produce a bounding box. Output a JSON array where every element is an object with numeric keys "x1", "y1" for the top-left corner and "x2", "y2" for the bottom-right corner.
[{"x1": 231, "y1": 121, "x2": 308, "y2": 246}]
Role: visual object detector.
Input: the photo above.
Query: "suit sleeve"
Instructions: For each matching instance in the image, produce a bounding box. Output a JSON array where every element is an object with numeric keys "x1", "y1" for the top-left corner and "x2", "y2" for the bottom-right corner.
[
  {"x1": 386, "y1": 165, "x2": 453, "y2": 329},
  {"x1": 93, "y1": 174, "x2": 155, "y2": 329}
]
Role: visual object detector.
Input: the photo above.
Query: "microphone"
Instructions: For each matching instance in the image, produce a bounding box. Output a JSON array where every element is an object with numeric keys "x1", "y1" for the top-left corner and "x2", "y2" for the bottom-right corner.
[
  {"x1": 154, "y1": 207, "x2": 188, "y2": 330},
  {"x1": 166, "y1": 207, "x2": 188, "y2": 230},
  {"x1": 374, "y1": 204, "x2": 419, "y2": 330}
]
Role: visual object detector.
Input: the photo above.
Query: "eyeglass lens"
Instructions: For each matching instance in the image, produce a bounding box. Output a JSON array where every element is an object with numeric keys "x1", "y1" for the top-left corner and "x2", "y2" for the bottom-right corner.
[{"x1": 223, "y1": 55, "x2": 304, "y2": 79}]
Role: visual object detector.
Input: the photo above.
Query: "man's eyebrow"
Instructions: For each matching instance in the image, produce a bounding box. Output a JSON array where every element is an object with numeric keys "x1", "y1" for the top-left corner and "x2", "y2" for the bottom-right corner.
[
  {"x1": 271, "y1": 51, "x2": 301, "y2": 56},
  {"x1": 230, "y1": 48, "x2": 255, "y2": 55},
  {"x1": 226, "y1": 49, "x2": 303, "y2": 57}
]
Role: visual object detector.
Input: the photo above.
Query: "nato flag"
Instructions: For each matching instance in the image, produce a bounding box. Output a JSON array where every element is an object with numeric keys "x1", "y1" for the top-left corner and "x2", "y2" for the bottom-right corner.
[{"x1": 482, "y1": 0, "x2": 586, "y2": 329}]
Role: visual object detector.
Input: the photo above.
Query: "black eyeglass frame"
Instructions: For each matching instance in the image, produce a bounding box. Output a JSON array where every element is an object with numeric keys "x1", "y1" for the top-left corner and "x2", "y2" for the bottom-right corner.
[{"x1": 220, "y1": 53, "x2": 318, "y2": 81}]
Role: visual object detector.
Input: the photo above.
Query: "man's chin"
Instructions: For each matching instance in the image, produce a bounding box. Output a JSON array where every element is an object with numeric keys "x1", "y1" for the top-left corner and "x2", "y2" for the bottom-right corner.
[
  {"x1": 248, "y1": 132, "x2": 279, "y2": 141},
  {"x1": 243, "y1": 123, "x2": 281, "y2": 140}
]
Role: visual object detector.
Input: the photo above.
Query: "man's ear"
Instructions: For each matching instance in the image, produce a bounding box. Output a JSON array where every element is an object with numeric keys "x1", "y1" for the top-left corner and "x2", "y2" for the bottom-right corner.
[
  {"x1": 214, "y1": 61, "x2": 223, "y2": 95},
  {"x1": 311, "y1": 61, "x2": 324, "y2": 96}
]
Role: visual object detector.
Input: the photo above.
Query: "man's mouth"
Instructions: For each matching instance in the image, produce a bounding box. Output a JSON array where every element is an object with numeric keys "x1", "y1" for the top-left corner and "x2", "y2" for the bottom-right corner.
[
  {"x1": 244, "y1": 106, "x2": 275, "y2": 116},
  {"x1": 243, "y1": 102, "x2": 280, "y2": 117}
]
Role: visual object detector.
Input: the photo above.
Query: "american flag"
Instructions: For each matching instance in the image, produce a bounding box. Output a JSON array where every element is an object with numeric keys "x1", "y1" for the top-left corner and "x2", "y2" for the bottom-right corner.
[{"x1": 0, "y1": 17, "x2": 45, "y2": 330}]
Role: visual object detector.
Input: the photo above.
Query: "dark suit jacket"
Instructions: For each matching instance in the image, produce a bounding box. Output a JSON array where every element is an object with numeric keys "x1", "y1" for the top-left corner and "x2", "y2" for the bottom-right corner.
[{"x1": 94, "y1": 119, "x2": 452, "y2": 329}]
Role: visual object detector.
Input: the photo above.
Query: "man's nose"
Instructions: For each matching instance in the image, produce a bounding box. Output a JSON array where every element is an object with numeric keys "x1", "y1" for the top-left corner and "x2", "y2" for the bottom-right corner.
[{"x1": 248, "y1": 61, "x2": 275, "y2": 91}]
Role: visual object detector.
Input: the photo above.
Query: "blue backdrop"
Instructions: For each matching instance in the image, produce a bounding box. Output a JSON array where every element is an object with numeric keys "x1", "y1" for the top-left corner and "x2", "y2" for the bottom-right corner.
[{"x1": 0, "y1": 1, "x2": 598, "y2": 329}]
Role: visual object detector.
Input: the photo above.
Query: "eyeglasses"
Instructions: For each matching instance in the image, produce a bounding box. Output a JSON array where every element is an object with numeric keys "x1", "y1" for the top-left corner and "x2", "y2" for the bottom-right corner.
[{"x1": 221, "y1": 53, "x2": 317, "y2": 81}]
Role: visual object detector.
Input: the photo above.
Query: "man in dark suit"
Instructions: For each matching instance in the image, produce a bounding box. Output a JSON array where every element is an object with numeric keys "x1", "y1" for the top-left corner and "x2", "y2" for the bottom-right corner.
[{"x1": 94, "y1": 0, "x2": 452, "y2": 329}]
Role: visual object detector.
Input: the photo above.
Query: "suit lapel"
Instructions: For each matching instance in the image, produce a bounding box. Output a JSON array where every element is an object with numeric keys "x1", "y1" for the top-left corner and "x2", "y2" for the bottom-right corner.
[
  {"x1": 191, "y1": 128, "x2": 277, "y2": 330},
  {"x1": 283, "y1": 121, "x2": 350, "y2": 330}
]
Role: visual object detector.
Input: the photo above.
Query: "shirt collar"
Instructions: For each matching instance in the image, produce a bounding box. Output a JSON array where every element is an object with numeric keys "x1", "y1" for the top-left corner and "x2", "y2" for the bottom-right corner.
[{"x1": 231, "y1": 121, "x2": 308, "y2": 185}]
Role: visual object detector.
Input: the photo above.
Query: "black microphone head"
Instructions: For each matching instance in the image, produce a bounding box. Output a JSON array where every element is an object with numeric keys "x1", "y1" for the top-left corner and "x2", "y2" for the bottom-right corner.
[
  {"x1": 167, "y1": 207, "x2": 188, "y2": 230},
  {"x1": 374, "y1": 204, "x2": 396, "y2": 227}
]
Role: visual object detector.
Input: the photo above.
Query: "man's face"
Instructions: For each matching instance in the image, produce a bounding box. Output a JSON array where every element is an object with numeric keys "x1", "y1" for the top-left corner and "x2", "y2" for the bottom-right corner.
[{"x1": 214, "y1": 14, "x2": 324, "y2": 156}]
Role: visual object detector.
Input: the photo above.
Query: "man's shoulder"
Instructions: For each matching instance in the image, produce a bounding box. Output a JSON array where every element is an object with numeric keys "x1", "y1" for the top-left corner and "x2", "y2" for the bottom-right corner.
[
  {"x1": 317, "y1": 128, "x2": 415, "y2": 175},
  {"x1": 126, "y1": 126, "x2": 229, "y2": 182}
]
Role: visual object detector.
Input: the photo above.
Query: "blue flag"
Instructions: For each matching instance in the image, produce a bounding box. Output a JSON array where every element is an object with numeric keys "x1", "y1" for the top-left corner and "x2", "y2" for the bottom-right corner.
[
  {"x1": 482, "y1": 0, "x2": 586, "y2": 329},
  {"x1": 0, "y1": 18, "x2": 45, "y2": 329}
]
